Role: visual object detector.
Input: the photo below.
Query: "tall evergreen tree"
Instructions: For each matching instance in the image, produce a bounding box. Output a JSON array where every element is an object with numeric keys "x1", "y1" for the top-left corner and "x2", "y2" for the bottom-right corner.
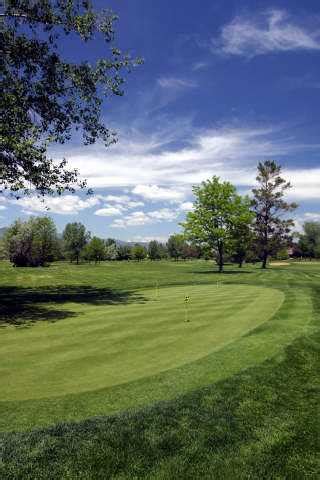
[{"x1": 251, "y1": 160, "x2": 297, "y2": 269}]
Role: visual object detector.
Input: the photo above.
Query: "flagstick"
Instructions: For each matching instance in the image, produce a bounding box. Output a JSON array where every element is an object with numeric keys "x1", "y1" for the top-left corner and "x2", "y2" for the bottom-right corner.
[{"x1": 184, "y1": 295, "x2": 190, "y2": 322}]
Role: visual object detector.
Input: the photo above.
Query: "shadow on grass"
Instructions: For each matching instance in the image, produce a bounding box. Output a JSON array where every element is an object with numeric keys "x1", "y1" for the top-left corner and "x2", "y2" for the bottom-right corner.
[
  {"x1": 0, "y1": 286, "x2": 147, "y2": 327},
  {"x1": 190, "y1": 269, "x2": 254, "y2": 275}
]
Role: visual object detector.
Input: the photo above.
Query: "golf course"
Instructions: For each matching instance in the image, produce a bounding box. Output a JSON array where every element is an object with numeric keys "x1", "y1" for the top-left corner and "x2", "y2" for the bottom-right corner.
[{"x1": 0, "y1": 259, "x2": 319, "y2": 478}]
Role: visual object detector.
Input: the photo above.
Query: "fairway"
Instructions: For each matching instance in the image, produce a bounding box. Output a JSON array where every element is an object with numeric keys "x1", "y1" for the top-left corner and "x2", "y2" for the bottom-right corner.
[
  {"x1": 1, "y1": 284, "x2": 283, "y2": 401},
  {"x1": 0, "y1": 260, "x2": 319, "y2": 479}
]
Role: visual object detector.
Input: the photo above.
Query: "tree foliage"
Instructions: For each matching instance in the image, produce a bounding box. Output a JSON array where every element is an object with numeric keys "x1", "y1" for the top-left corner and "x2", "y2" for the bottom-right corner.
[
  {"x1": 298, "y1": 222, "x2": 320, "y2": 259},
  {"x1": 62, "y1": 221, "x2": 90, "y2": 264},
  {"x1": 83, "y1": 236, "x2": 106, "y2": 263},
  {"x1": 231, "y1": 222, "x2": 254, "y2": 267},
  {"x1": 4, "y1": 216, "x2": 58, "y2": 266},
  {"x1": 117, "y1": 244, "x2": 132, "y2": 261},
  {"x1": 1, "y1": 0, "x2": 141, "y2": 196},
  {"x1": 105, "y1": 242, "x2": 118, "y2": 261},
  {"x1": 166, "y1": 234, "x2": 186, "y2": 261},
  {"x1": 148, "y1": 240, "x2": 167, "y2": 260},
  {"x1": 251, "y1": 161, "x2": 297, "y2": 268},
  {"x1": 131, "y1": 244, "x2": 146, "y2": 261},
  {"x1": 182, "y1": 177, "x2": 253, "y2": 272}
]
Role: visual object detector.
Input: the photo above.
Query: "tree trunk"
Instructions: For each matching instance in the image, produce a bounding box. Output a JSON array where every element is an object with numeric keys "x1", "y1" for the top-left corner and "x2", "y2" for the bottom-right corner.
[
  {"x1": 217, "y1": 242, "x2": 224, "y2": 273},
  {"x1": 238, "y1": 259, "x2": 243, "y2": 268},
  {"x1": 261, "y1": 251, "x2": 268, "y2": 269}
]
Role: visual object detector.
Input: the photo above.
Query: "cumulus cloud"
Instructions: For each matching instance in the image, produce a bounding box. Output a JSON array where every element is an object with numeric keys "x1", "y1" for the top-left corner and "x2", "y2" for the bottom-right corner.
[
  {"x1": 132, "y1": 185, "x2": 185, "y2": 202},
  {"x1": 111, "y1": 208, "x2": 179, "y2": 228},
  {"x1": 179, "y1": 201, "x2": 194, "y2": 211},
  {"x1": 148, "y1": 208, "x2": 179, "y2": 221},
  {"x1": 111, "y1": 211, "x2": 152, "y2": 228},
  {"x1": 98, "y1": 195, "x2": 144, "y2": 208},
  {"x1": 212, "y1": 9, "x2": 320, "y2": 57},
  {"x1": 13, "y1": 195, "x2": 100, "y2": 215},
  {"x1": 94, "y1": 206, "x2": 123, "y2": 216}
]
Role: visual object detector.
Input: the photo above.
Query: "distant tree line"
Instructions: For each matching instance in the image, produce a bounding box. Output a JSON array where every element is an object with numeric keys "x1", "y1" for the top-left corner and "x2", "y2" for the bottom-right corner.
[
  {"x1": 1, "y1": 220, "x2": 206, "y2": 267},
  {"x1": 2, "y1": 161, "x2": 318, "y2": 269}
]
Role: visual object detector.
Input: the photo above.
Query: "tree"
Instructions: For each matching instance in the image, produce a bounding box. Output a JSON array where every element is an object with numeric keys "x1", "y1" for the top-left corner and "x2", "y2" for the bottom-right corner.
[
  {"x1": 62, "y1": 222, "x2": 89, "y2": 264},
  {"x1": 182, "y1": 177, "x2": 253, "y2": 273},
  {"x1": 132, "y1": 244, "x2": 146, "y2": 261},
  {"x1": 4, "y1": 216, "x2": 58, "y2": 266},
  {"x1": 105, "y1": 238, "x2": 117, "y2": 246},
  {"x1": 231, "y1": 222, "x2": 254, "y2": 268},
  {"x1": 83, "y1": 236, "x2": 106, "y2": 263},
  {"x1": 181, "y1": 243, "x2": 202, "y2": 260},
  {"x1": 298, "y1": 222, "x2": 320, "y2": 259},
  {"x1": 117, "y1": 244, "x2": 132, "y2": 261},
  {"x1": 1, "y1": 1, "x2": 141, "y2": 196},
  {"x1": 148, "y1": 240, "x2": 163, "y2": 260},
  {"x1": 251, "y1": 161, "x2": 297, "y2": 269},
  {"x1": 0, "y1": 239, "x2": 7, "y2": 260},
  {"x1": 105, "y1": 242, "x2": 118, "y2": 261},
  {"x1": 167, "y1": 234, "x2": 185, "y2": 261}
]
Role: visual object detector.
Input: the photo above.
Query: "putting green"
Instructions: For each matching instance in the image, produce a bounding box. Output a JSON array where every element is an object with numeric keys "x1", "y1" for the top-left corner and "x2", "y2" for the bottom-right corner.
[{"x1": 0, "y1": 284, "x2": 284, "y2": 402}]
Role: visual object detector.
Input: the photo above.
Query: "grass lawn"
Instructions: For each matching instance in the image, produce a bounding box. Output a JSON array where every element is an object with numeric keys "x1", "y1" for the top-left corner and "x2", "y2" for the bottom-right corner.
[{"x1": 0, "y1": 260, "x2": 319, "y2": 478}]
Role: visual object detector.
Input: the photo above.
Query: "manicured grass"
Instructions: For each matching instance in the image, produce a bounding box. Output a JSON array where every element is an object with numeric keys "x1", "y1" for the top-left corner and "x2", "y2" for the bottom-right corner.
[
  {"x1": 0, "y1": 284, "x2": 284, "y2": 402},
  {"x1": 0, "y1": 260, "x2": 319, "y2": 478}
]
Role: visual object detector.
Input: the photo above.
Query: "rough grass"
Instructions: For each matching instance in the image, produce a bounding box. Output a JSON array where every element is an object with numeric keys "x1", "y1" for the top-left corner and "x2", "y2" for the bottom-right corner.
[{"x1": 0, "y1": 260, "x2": 319, "y2": 478}]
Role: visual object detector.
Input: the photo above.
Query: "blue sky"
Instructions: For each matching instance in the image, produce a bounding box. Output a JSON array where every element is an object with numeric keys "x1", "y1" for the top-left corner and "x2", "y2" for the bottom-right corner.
[{"x1": 1, "y1": 0, "x2": 320, "y2": 241}]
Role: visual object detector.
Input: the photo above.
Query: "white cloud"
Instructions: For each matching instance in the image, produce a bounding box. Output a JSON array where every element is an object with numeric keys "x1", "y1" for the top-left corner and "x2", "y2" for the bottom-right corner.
[
  {"x1": 284, "y1": 168, "x2": 320, "y2": 200},
  {"x1": 132, "y1": 184, "x2": 185, "y2": 202},
  {"x1": 129, "y1": 235, "x2": 168, "y2": 243},
  {"x1": 148, "y1": 208, "x2": 179, "y2": 221},
  {"x1": 0, "y1": 205, "x2": 6, "y2": 211},
  {"x1": 64, "y1": 122, "x2": 319, "y2": 192},
  {"x1": 111, "y1": 211, "x2": 152, "y2": 228},
  {"x1": 100, "y1": 195, "x2": 131, "y2": 203},
  {"x1": 303, "y1": 212, "x2": 320, "y2": 221},
  {"x1": 110, "y1": 208, "x2": 179, "y2": 228},
  {"x1": 212, "y1": 9, "x2": 320, "y2": 57},
  {"x1": 157, "y1": 77, "x2": 197, "y2": 89},
  {"x1": 293, "y1": 211, "x2": 320, "y2": 232},
  {"x1": 94, "y1": 206, "x2": 123, "y2": 216},
  {"x1": 96, "y1": 194, "x2": 144, "y2": 210},
  {"x1": 179, "y1": 201, "x2": 194, "y2": 211},
  {"x1": 14, "y1": 194, "x2": 100, "y2": 215},
  {"x1": 191, "y1": 61, "x2": 209, "y2": 71}
]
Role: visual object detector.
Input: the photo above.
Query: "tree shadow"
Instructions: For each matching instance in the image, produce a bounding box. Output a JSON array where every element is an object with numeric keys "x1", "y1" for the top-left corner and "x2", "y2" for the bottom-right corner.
[
  {"x1": 190, "y1": 269, "x2": 254, "y2": 275},
  {"x1": 0, "y1": 286, "x2": 148, "y2": 327}
]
